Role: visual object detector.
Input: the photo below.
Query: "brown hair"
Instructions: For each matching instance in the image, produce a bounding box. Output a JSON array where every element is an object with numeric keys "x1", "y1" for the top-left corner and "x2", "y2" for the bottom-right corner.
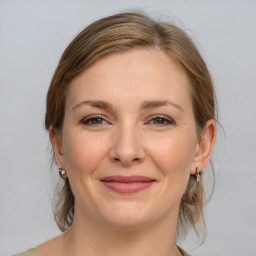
[{"x1": 45, "y1": 11, "x2": 217, "y2": 240}]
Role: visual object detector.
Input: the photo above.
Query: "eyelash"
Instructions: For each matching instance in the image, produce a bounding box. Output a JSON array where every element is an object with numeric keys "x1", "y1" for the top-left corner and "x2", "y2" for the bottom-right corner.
[
  {"x1": 81, "y1": 115, "x2": 107, "y2": 125},
  {"x1": 148, "y1": 115, "x2": 175, "y2": 126},
  {"x1": 81, "y1": 115, "x2": 175, "y2": 127}
]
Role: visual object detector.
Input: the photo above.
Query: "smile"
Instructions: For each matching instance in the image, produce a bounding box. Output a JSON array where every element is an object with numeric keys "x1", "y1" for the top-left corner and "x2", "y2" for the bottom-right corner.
[{"x1": 100, "y1": 175, "x2": 156, "y2": 193}]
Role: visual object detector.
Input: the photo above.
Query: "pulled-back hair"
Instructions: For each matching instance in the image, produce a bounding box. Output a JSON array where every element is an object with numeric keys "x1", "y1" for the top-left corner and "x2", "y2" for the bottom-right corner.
[{"x1": 45, "y1": 11, "x2": 217, "y2": 241}]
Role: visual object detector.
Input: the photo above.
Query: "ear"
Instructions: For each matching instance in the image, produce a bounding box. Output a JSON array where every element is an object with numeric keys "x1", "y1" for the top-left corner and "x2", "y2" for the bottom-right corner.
[
  {"x1": 191, "y1": 119, "x2": 216, "y2": 175},
  {"x1": 49, "y1": 125, "x2": 65, "y2": 168}
]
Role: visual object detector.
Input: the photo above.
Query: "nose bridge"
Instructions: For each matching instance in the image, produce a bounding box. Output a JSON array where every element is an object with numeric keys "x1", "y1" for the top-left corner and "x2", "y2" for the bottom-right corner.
[
  {"x1": 110, "y1": 119, "x2": 145, "y2": 166},
  {"x1": 118, "y1": 122, "x2": 138, "y2": 150}
]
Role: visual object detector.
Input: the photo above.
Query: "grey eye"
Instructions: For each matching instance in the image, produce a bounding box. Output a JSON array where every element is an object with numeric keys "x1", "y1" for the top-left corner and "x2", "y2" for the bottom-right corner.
[
  {"x1": 82, "y1": 115, "x2": 107, "y2": 125},
  {"x1": 149, "y1": 115, "x2": 174, "y2": 126}
]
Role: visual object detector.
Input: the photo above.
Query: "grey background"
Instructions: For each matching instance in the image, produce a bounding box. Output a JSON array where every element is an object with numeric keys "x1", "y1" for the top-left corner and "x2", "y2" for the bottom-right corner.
[{"x1": 1, "y1": 1, "x2": 256, "y2": 255}]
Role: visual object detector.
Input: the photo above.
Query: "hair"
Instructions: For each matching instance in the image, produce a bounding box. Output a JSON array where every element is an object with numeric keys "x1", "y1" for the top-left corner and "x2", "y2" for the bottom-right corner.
[{"x1": 45, "y1": 11, "x2": 217, "y2": 241}]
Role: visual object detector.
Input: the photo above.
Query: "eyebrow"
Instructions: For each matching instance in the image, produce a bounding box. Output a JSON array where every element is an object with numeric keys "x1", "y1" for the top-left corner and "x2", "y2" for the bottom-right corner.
[
  {"x1": 141, "y1": 100, "x2": 184, "y2": 112},
  {"x1": 72, "y1": 100, "x2": 184, "y2": 112}
]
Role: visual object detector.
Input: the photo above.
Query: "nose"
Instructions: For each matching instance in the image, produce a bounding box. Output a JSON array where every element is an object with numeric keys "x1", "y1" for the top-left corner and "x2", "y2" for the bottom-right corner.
[{"x1": 109, "y1": 124, "x2": 146, "y2": 167}]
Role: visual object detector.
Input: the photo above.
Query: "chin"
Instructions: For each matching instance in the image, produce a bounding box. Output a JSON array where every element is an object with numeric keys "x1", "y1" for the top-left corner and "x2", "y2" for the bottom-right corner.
[{"x1": 99, "y1": 202, "x2": 152, "y2": 230}]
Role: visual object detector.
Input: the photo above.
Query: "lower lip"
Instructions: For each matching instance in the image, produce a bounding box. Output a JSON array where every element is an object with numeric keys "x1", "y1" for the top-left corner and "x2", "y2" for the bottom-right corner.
[{"x1": 101, "y1": 181, "x2": 155, "y2": 193}]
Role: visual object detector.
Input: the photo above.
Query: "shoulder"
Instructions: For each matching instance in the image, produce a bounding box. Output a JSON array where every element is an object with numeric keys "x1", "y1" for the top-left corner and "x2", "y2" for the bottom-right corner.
[
  {"x1": 12, "y1": 248, "x2": 41, "y2": 256},
  {"x1": 13, "y1": 233, "x2": 64, "y2": 256}
]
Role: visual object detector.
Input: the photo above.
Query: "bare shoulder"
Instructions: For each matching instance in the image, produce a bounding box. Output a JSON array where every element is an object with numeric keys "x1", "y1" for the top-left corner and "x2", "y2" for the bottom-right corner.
[{"x1": 33, "y1": 233, "x2": 64, "y2": 256}]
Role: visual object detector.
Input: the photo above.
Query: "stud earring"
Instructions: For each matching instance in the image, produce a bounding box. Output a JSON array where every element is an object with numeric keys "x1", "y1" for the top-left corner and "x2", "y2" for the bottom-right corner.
[
  {"x1": 59, "y1": 168, "x2": 67, "y2": 179},
  {"x1": 195, "y1": 167, "x2": 200, "y2": 182}
]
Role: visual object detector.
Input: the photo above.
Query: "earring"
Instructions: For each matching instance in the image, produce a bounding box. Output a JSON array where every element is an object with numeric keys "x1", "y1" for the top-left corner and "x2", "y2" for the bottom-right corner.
[
  {"x1": 195, "y1": 167, "x2": 200, "y2": 182},
  {"x1": 59, "y1": 168, "x2": 67, "y2": 179}
]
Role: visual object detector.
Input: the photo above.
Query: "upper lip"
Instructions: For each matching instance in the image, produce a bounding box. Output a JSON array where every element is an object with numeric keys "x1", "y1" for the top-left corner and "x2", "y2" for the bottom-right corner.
[{"x1": 100, "y1": 175, "x2": 155, "y2": 183}]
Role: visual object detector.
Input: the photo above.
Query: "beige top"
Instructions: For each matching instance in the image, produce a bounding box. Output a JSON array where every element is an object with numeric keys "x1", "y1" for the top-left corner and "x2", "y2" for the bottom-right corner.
[
  {"x1": 13, "y1": 246, "x2": 191, "y2": 256},
  {"x1": 13, "y1": 249, "x2": 40, "y2": 256}
]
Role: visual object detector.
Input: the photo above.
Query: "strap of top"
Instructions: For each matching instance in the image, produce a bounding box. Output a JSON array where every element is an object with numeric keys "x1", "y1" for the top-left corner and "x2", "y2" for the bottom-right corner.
[
  {"x1": 14, "y1": 246, "x2": 190, "y2": 256},
  {"x1": 12, "y1": 248, "x2": 41, "y2": 256},
  {"x1": 177, "y1": 245, "x2": 191, "y2": 256}
]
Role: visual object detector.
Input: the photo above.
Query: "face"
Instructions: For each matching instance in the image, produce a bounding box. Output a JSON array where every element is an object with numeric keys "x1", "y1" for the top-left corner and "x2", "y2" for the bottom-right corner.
[{"x1": 52, "y1": 48, "x2": 210, "y2": 230}]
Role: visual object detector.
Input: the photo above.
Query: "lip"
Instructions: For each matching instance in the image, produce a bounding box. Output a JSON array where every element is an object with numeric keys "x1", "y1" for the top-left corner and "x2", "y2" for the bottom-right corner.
[{"x1": 100, "y1": 175, "x2": 156, "y2": 194}]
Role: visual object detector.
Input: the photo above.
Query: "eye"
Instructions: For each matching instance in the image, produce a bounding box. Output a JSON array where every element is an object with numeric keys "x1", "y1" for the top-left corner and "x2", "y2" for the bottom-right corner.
[
  {"x1": 81, "y1": 115, "x2": 108, "y2": 126},
  {"x1": 148, "y1": 115, "x2": 175, "y2": 126}
]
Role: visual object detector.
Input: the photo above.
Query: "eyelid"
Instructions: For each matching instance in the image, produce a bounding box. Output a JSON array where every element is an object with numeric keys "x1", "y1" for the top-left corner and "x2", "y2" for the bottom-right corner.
[
  {"x1": 146, "y1": 114, "x2": 175, "y2": 125},
  {"x1": 81, "y1": 114, "x2": 109, "y2": 125},
  {"x1": 81, "y1": 114, "x2": 175, "y2": 126}
]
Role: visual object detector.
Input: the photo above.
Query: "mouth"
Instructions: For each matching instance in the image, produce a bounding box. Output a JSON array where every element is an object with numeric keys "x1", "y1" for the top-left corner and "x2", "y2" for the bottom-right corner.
[{"x1": 100, "y1": 175, "x2": 156, "y2": 194}]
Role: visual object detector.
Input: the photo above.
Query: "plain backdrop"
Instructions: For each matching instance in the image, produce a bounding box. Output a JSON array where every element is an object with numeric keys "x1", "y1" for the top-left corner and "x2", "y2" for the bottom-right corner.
[{"x1": 1, "y1": 1, "x2": 256, "y2": 255}]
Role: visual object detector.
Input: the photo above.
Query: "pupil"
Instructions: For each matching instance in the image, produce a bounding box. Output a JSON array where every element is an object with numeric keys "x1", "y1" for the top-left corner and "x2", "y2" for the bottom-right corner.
[
  {"x1": 155, "y1": 118, "x2": 163, "y2": 124},
  {"x1": 93, "y1": 118, "x2": 102, "y2": 124}
]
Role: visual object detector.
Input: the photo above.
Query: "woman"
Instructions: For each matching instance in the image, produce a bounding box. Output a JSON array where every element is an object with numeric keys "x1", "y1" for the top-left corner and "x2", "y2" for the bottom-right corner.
[{"x1": 14, "y1": 11, "x2": 216, "y2": 256}]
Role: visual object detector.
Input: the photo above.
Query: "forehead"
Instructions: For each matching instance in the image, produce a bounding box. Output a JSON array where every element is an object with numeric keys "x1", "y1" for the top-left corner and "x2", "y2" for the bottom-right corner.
[{"x1": 66, "y1": 48, "x2": 192, "y2": 110}]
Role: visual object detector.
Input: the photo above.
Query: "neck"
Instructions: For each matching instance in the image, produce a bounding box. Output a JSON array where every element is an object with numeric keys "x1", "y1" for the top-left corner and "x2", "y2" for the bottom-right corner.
[{"x1": 61, "y1": 205, "x2": 181, "y2": 256}]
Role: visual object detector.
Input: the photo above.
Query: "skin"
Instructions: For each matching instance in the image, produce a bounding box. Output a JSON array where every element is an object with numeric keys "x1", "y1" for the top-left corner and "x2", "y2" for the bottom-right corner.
[{"x1": 36, "y1": 48, "x2": 216, "y2": 256}]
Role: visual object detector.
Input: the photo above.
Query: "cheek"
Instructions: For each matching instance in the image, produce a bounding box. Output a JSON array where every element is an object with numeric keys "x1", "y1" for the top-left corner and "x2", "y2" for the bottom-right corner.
[
  {"x1": 147, "y1": 132, "x2": 196, "y2": 207},
  {"x1": 62, "y1": 129, "x2": 107, "y2": 176},
  {"x1": 151, "y1": 133, "x2": 195, "y2": 168},
  {"x1": 146, "y1": 131, "x2": 196, "y2": 189}
]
